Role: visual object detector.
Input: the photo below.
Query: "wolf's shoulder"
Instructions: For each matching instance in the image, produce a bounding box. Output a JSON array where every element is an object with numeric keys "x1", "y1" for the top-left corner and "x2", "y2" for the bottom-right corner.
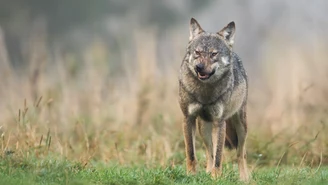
[{"x1": 231, "y1": 52, "x2": 248, "y2": 84}]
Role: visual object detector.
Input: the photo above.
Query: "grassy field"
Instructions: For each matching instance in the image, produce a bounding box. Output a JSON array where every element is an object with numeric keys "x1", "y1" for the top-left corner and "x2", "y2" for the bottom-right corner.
[
  {"x1": 0, "y1": 155, "x2": 327, "y2": 185},
  {"x1": 0, "y1": 26, "x2": 328, "y2": 184}
]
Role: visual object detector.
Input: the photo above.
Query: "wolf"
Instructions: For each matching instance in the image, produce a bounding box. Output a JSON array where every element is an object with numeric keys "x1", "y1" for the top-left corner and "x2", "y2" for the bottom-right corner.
[{"x1": 178, "y1": 18, "x2": 249, "y2": 181}]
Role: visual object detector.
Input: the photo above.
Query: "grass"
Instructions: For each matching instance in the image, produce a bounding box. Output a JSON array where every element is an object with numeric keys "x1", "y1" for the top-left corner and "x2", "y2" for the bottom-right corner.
[{"x1": 0, "y1": 155, "x2": 327, "y2": 185}]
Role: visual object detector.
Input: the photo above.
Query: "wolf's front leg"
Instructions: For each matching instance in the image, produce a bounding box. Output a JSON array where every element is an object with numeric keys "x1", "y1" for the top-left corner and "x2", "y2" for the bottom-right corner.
[
  {"x1": 183, "y1": 116, "x2": 197, "y2": 174},
  {"x1": 198, "y1": 119, "x2": 214, "y2": 173},
  {"x1": 211, "y1": 121, "x2": 226, "y2": 178}
]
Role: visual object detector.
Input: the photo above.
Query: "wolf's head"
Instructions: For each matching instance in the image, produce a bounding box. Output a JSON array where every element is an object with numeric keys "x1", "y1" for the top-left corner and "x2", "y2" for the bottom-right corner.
[{"x1": 186, "y1": 18, "x2": 235, "y2": 82}]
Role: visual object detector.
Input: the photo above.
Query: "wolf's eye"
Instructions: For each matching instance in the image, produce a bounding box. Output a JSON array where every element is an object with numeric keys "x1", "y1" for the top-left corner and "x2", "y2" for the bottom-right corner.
[
  {"x1": 194, "y1": 50, "x2": 201, "y2": 57},
  {"x1": 211, "y1": 52, "x2": 218, "y2": 57}
]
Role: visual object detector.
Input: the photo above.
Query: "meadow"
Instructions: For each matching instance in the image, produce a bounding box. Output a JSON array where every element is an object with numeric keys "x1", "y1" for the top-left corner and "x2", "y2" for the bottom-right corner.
[{"x1": 0, "y1": 26, "x2": 327, "y2": 184}]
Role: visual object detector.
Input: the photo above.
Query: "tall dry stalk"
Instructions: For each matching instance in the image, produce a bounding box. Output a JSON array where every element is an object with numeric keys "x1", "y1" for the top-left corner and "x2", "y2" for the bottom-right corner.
[
  {"x1": 26, "y1": 17, "x2": 48, "y2": 101},
  {"x1": 134, "y1": 28, "x2": 157, "y2": 126},
  {"x1": 0, "y1": 26, "x2": 12, "y2": 87}
]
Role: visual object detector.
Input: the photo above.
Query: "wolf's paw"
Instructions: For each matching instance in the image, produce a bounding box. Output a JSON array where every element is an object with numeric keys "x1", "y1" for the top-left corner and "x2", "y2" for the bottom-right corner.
[
  {"x1": 187, "y1": 169, "x2": 196, "y2": 175},
  {"x1": 186, "y1": 160, "x2": 197, "y2": 175},
  {"x1": 211, "y1": 168, "x2": 222, "y2": 179},
  {"x1": 205, "y1": 166, "x2": 213, "y2": 173},
  {"x1": 239, "y1": 170, "x2": 250, "y2": 182}
]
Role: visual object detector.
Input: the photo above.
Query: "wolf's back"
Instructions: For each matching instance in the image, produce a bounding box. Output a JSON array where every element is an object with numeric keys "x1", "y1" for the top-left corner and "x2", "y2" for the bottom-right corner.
[{"x1": 232, "y1": 52, "x2": 248, "y2": 87}]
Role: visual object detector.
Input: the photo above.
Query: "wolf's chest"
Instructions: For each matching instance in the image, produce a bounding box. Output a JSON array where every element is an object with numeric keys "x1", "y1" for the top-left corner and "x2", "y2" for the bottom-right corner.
[
  {"x1": 187, "y1": 102, "x2": 224, "y2": 122},
  {"x1": 187, "y1": 85, "x2": 245, "y2": 122}
]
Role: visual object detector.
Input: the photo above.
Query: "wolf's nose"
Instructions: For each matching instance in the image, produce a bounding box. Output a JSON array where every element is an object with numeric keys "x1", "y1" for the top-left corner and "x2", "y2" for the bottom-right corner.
[{"x1": 196, "y1": 63, "x2": 204, "y2": 72}]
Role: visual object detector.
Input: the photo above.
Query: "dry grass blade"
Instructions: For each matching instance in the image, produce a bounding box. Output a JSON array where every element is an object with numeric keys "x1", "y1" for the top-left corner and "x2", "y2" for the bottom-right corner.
[
  {"x1": 39, "y1": 135, "x2": 43, "y2": 147},
  {"x1": 313, "y1": 151, "x2": 323, "y2": 174},
  {"x1": 35, "y1": 96, "x2": 43, "y2": 108}
]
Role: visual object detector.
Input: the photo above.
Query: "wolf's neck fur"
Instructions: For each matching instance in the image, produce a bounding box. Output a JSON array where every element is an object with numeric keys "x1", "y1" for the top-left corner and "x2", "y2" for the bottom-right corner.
[{"x1": 180, "y1": 62, "x2": 234, "y2": 105}]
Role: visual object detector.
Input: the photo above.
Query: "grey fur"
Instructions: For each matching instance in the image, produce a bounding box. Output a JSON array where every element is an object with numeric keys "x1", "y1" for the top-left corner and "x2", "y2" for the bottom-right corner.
[{"x1": 178, "y1": 18, "x2": 249, "y2": 181}]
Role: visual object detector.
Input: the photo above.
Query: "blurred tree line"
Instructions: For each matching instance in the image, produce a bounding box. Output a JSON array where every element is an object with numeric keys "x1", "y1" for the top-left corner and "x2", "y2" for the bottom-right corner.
[{"x1": 0, "y1": 0, "x2": 209, "y2": 66}]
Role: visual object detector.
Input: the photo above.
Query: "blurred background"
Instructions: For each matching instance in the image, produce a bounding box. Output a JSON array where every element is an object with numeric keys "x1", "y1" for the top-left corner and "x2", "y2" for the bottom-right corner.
[{"x1": 0, "y1": 0, "x2": 327, "y2": 167}]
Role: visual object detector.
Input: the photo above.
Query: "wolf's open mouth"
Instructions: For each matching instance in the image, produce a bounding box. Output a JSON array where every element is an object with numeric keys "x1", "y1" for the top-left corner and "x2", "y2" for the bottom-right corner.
[{"x1": 197, "y1": 70, "x2": 215, "y2": 80}]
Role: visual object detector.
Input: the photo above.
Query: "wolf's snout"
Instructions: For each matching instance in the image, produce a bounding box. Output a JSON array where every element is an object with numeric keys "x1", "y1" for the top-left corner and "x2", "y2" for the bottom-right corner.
[
  {"x1": 195, "y1": 63, "x2": 214, "y2": 80},
  {"x1": 195, "y1": 63, "x2": 204, "y2": 72}
]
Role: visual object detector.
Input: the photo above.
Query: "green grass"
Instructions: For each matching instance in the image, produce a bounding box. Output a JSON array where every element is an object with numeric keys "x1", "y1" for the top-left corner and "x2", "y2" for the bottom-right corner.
[{"x1": 0, "y1": 156, "x2": 327, "y2": 185}]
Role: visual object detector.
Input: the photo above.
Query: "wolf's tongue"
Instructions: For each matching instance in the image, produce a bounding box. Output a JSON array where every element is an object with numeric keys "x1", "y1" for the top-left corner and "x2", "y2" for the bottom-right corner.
[{"x1": 198, "y1": 72, "x2": 209, "y2": 78}]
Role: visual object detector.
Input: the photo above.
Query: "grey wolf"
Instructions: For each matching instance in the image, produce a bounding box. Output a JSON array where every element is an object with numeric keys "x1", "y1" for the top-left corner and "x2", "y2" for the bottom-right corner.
[{"x1": 178, "y1": 18, "x2": 249, "y2": 181}]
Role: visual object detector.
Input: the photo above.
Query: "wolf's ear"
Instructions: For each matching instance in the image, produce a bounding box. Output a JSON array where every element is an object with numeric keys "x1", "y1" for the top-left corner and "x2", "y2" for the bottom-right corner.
[
  {"x1": 218, "y1": 21, "x2": 235, "y2": 47},
  {"x1": 189, "y1": 18, "x2": 204, "y2": 41}
]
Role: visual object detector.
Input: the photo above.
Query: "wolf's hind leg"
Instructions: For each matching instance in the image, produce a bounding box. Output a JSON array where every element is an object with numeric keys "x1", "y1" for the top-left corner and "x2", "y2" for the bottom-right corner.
[
  {"x1": 198, "y1": 119, "x2": 213, "y2": 173},
  {"x1": 233, "y1": 106, "x2": 249, "y2": 181}
]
